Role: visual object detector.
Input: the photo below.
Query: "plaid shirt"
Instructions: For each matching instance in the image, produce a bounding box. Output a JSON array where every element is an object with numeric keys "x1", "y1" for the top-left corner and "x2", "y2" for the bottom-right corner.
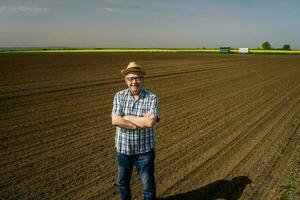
[{"x1": 112, "y1": 88, "x2": 159, "y2": 155}]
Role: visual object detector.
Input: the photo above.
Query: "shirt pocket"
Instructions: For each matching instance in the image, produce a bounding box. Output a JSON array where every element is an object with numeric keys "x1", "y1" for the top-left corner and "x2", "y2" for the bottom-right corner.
[{"x1": 136, "y1": 103, "x2": 147, "y2": 117}]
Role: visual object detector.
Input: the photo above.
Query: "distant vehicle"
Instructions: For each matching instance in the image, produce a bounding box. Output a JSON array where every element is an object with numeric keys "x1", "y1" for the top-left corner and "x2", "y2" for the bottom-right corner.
[
  {"x1": 220, "y1": 47, "x2": 231, "y2": 54},
  {"x1": 239, "y1": 48, "x2": 250, "y2": 53}
]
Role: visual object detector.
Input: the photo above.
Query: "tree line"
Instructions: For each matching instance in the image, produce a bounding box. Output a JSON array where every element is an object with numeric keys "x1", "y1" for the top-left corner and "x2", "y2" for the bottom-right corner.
[{"x1": 261, "y1": 41, "x2": 291, "y2": 50}]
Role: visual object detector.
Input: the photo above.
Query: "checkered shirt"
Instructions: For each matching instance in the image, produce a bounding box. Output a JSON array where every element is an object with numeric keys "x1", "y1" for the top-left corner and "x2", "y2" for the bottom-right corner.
[{"x1": 112, "y1": 88, "x2": 160, "y2": 155}]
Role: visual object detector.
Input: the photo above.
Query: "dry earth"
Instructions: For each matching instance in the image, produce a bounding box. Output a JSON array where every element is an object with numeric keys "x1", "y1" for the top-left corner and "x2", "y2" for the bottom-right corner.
[{"x1": 0, "y1": 53, "x2": 299, "y2": 200}]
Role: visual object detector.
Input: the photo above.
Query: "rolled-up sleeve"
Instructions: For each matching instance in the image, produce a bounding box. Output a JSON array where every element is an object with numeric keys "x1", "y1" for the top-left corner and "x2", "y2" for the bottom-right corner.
[
  {"x1": 112, "y1": 92, "x2": 123, "y2": 116},
  {"x1": 149, "y1": 96, "x2": 160, "y2": 122}
]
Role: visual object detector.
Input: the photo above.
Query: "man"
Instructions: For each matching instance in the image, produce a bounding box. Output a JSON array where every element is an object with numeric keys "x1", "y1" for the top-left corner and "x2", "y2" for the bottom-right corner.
[{"x1": 112, "y1": 61, "x2": 160, "y2": 200}]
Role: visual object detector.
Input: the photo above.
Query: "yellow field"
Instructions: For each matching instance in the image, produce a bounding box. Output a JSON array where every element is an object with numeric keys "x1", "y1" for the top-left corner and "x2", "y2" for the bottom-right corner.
[
  {"x1": 0, "y1": 49, "x2": 218, "y2": 53},
  {"x1": 232, "y1": 49, "x2": 300, "y2": 54},
  {"x1": 1, "y1": 49, "x2": 300, "y2": 54}
]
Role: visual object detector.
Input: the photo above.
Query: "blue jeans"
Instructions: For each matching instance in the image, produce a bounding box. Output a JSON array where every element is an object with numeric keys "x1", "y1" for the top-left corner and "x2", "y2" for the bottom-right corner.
[{"x1": 117, "y1": 149, "x2": 156, "y2": 200}]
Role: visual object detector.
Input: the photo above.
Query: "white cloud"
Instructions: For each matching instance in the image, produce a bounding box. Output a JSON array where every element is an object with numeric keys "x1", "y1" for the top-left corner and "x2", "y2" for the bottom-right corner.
[
  {"x1": 0, "y1": 5, "x2": 48, "y2": 14},
  {"x1": 104, "y1": 7, "x2": 113, "y2": 12},
  {"x1": 102, "y1": 7, "x2": 121, "y2": 12}
]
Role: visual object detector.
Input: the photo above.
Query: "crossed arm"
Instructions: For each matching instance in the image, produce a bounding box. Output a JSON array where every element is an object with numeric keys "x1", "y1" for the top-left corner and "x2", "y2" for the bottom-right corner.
[{"x1": 111, "y1": 112, "x2": 157, "y2": 130}]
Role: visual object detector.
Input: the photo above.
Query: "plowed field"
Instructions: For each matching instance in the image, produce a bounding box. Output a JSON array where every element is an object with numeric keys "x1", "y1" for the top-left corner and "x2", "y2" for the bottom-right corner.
[{"x1": 1, "y1": 53, "x2": 299, "y2": 200}]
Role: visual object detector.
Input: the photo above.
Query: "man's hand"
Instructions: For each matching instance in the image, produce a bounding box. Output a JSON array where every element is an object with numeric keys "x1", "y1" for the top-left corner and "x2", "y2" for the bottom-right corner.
[
  {"x1": 144, "y1": 112, "x2": 153, "y2": 118},
  {"x1": 123, "y1": 115, "x2": 130, "y2": 121}
]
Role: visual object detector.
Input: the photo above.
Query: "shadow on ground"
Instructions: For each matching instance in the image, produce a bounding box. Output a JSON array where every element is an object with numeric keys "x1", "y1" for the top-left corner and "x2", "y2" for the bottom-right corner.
[{"x1": 158, "y1": 176, "x2": 252, "y2": 200}]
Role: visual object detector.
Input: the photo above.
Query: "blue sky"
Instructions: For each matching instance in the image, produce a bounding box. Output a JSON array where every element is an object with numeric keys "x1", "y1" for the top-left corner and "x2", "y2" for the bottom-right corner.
[{"x1": 0, "y1": 0, "x2": 299, "y2": 49}]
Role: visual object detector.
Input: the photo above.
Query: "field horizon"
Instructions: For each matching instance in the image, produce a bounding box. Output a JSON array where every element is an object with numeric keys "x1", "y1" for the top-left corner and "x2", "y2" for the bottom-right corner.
[{"x1": 1, "y1": 48, "x2": 300, "y2": 54}]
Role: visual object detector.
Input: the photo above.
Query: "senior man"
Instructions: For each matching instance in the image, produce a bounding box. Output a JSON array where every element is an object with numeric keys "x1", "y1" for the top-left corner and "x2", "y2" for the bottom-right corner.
[{"x1": 112, "y1": 61, "x2": 160, "y2": 200}]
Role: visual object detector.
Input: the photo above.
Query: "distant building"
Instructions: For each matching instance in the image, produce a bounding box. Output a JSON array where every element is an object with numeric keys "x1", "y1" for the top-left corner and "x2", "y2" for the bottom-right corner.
[
  {"x1": 220, "y1": 47, "x2": 231, "y2": 54},
  {"x1": 239, "y1": 48, "x2": 250, "y2": 53}
]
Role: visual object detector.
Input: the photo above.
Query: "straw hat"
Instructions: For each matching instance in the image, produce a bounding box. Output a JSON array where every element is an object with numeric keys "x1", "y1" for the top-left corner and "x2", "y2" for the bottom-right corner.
[{"x1": 121, "y1": 62, "x2": 146, "y2": 76}]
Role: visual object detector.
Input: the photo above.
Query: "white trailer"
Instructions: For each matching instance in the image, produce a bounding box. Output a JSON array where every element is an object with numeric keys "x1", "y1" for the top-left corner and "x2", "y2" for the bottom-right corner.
[{"x1": 239, "y1": 48, "x2": 250, "y2": 53}]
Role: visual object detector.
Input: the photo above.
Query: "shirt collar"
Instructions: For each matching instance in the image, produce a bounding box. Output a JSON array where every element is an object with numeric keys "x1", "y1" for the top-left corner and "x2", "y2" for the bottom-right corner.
[{"x1": 127, "y1": 87, "x2": 146, "y2": 101}]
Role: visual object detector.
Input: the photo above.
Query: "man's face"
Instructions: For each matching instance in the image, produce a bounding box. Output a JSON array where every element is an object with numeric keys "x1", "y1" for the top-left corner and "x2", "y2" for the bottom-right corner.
[{"x1": 125, "y1": 72, "x2": 144, "y2": 95}]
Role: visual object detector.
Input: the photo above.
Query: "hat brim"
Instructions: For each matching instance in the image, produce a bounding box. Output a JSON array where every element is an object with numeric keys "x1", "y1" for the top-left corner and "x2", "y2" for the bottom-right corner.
[{"x1": 121, "y1": 68, "x2": 146, "y2": 76}]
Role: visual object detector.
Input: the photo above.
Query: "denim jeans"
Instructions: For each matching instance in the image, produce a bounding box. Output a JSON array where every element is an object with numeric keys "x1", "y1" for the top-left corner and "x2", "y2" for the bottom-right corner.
[{"x1": 117, "y1": 149, "x2": 156, "y2": 200}]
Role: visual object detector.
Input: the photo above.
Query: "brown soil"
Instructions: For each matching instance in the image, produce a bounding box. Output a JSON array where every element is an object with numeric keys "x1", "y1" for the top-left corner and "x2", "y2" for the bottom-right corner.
[{"x1": 1, "y1": 53, "x2": 299, "y2": 200}]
